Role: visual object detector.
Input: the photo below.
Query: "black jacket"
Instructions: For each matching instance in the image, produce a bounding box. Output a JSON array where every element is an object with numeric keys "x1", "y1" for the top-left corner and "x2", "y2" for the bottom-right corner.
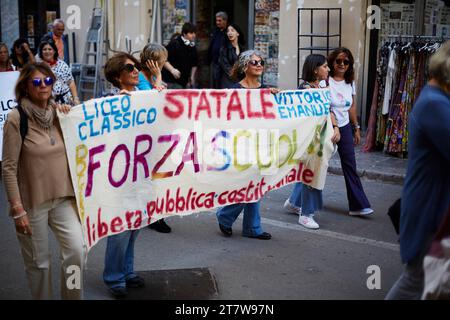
[
  {"x1": 162, "y1": 36, "x2": 198, "y2": 87},
  {"x1": 218, "y1": 42, "x2": 243, "y2": 88}
]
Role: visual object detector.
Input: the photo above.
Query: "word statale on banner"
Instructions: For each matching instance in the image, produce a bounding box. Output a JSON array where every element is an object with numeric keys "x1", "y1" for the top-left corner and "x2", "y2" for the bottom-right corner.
[
  {"x1": 0, "y1": 72, "x2": 20, "y2": 160},
  {"x1": 59, "y1": 88, "x2": 335, "y2": 249}
]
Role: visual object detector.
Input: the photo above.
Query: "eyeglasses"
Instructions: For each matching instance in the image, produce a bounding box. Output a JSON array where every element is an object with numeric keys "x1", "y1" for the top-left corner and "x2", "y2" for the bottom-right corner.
[
  {"x1": 335, "y1": 59, "x2": 350, "y2": 66},
  {"x1": 122, "y1": 63, "x2": 141, "y2": 73},
  {"x1": 30, "y1": 77, "x2": 54, "y2": 87},
  {"x1": 249, "y1": 60, "x2": 265, "y2": 67}
]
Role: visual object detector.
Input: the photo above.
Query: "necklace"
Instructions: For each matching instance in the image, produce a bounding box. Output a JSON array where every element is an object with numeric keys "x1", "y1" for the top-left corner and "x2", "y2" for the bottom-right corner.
[{"x1": 49, "y1": 127, "x2": 56, "y2": 145}]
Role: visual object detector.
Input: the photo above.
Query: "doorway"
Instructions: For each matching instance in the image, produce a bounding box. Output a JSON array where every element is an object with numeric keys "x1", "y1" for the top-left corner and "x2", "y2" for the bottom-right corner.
[{"x1": 194, "y1": 0, "x2": 251, "y2": 88}]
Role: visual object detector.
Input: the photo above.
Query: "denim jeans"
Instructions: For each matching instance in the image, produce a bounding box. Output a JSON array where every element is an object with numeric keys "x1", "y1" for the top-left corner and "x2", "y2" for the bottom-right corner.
[
  {"x1": 103, "y1": 230, "x2": 140, "y2": 289},
  {"x1": 289, "y1": 183, "x2": 323, "y2": 217},
  {"x1": 216, "y1": 202, "x2": 264, "y2": 236}
]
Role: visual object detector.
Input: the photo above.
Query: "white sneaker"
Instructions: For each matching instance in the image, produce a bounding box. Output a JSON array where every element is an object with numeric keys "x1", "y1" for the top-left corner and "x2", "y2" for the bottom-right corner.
[
  {"x1": 283, "y1": 199, "x2": 301, "y2": 215},
  {"x1": 298, "y1": 215, "x2": 320, "y2": 229},
  {"x1": 349, "y1": 208, "x2": 374, "y2": 216}
]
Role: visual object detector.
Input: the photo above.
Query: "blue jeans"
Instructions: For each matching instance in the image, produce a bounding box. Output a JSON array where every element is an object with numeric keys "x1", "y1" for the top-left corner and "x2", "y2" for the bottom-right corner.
[
  {"x1": 216, "y1": 202, "x2": 264, "y2": 237},
  {"x1": 289, "y1": 183, "x2": 323, "y2": 217},
  {"x1": 103, "y1": 230, "x2": 140, "y2": 289}
]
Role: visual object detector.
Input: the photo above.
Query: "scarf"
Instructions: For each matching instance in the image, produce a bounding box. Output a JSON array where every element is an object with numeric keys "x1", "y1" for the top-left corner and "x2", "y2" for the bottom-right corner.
[{"x1": 20, "y1": 97, "x2": 56, "y2": 130}]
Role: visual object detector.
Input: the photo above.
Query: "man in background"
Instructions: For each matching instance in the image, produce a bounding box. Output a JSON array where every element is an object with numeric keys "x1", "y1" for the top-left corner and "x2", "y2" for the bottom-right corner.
[
  {"x1": 41, "y1": 19, "x2": 70, "y2": 64},
  {"x1": 208, "y1": 11, "x2": 228, "y2": 89}
]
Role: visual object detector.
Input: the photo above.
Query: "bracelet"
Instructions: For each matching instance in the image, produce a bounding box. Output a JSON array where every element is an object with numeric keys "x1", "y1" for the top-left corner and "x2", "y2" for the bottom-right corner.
[
  {"x1": 12, "y1": 204, "x2": 23, "y2": 210},
  {"x1": 12, "y1": 211, "x2": 27, "y2": 220},
  {"x1": 353, "y1": 124, "x2": 361, "y2": 129},
  {"x1": 333, "y1": 125, "x2": 339, "y2": 129}
]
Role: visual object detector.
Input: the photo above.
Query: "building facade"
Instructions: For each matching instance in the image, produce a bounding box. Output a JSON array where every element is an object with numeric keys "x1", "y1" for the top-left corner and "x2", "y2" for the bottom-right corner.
[{"x1": 1, "y1": 0, "x2": 449, "y2": 127}]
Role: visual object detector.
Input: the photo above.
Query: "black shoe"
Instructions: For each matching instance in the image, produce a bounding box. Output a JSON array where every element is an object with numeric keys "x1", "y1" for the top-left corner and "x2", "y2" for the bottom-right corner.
[
  {"x1": 219, "y1": 224, "x2": 232, "y2": 236},
  {"x1": 244, "y1": 232, "x2": 272, "y2": 240},
  {"x1": 109, "y1": 286, "x2": 127, "y2": 298},
  {"x1": 149, "y1": 219, "x2": 172, "y2": 233},
  {"x1": 126, "y1": 276, "x2": 145, "y2": 288}
]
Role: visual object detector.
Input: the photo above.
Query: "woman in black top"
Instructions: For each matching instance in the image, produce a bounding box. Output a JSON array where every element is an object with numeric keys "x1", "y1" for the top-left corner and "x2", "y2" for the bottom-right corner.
[
  {"x1": 216, "y1": 50, "x2": 278, "y2": 240},
  {"x1": 10, "y1": 38, "x2": 35, "y2": 71},
  {"x1": 218, "y1": 23, "x2": 245, "y2": 89}
]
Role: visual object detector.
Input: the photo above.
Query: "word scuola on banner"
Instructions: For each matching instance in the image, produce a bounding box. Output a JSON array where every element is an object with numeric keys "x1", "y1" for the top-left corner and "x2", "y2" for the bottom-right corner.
[{"x1": 59, "y1": 88, "x2": 335, "y2": 249}]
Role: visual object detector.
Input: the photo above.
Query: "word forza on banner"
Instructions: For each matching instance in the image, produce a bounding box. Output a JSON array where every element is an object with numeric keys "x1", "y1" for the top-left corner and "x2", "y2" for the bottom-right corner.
[
  {"x1": 59, "y1": 89, "x2": 334, "y2": 249},
  {"x1": 0, "y1": 71, "x2": 20, "y2": 160}
]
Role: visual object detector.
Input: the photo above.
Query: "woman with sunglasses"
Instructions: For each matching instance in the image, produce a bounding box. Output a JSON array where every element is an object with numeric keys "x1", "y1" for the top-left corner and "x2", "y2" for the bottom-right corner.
[
  {"x1": 0, "y1": 42, "x2": 15, "y2": 72},
  {"x1": 218, "y1": 23, "x2": 245, "y2": 89},
  {"x1": 2, "y1": 62, "x2": 86, "y2": 299},
  {"x1": 215, "y1": 50, "x2": 277, "y2": 240},
  {"x1": 283, "y1": 54, "x2": 340, "y2": 229},
  {"x1": 38, "y1": 40, "x2": 79, "y2": 106},
  {"x1": 327, "y1": 47, "x2": 373, "y2": 216},
  {"x1": 102, "y1": 52, "x2": 145, "y2": 298}
]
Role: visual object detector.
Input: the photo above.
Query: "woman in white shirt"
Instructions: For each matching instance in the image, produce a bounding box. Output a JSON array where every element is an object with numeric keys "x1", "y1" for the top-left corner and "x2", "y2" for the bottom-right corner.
[{"x1": 327, "y1": 48, "x2": 373, "y2": 216}]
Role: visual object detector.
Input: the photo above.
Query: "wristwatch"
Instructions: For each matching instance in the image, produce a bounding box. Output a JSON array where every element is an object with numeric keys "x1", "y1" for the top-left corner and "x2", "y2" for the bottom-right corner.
[{"x1": 353, "y1": 123, "x2": 361, "y2": 130}]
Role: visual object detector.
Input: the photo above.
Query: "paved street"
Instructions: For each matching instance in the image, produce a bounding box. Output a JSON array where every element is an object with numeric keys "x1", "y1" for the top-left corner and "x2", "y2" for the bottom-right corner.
[{"x1": 0, "y1": 172, "x2": 403, "y2": 300}]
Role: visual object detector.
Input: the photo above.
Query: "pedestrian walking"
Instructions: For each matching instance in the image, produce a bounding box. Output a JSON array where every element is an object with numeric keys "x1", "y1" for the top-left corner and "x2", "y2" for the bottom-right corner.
[
  {"x1": 103, "y1": 53, "x2": 146, "y2": 298},
  {"x1": 327, "y1": 47, "x2": 373, "y2": 216},
  {"x1": 216, "y1": 50, "x2": 278, "y2": 240},
  {"x1": 162, "y1": 22, "x2": 198, "y2": 89},
  {"x1": 283, "y1": 54, "x2": 340, "y2": 229},
  {"x1": 386, "y1": 41, "x2": 450, "y2": 300},
  {"x1": 38, "y1": 40, "x2": 79, "y2": 106},
  {"x1": 2, "y1": 62, "x2": 86, "y2": 299},
  {"x1": 208, "y1": 11, "x2": 228, "y2": 88},
  {"x1": 218, "y1": 23, "x2": 245, "y2": 89}
]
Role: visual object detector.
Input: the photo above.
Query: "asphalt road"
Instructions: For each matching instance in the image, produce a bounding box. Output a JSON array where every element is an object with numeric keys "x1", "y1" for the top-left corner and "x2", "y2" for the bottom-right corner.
[{"x1": 0, "y1": 174, "x2": 403, "y2": 300}]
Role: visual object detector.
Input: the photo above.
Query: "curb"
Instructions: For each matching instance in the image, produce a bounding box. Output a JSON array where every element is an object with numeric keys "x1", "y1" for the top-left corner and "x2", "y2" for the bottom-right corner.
[{"x1": 328, "y1": 164, "x2": 405, "y2": 185}]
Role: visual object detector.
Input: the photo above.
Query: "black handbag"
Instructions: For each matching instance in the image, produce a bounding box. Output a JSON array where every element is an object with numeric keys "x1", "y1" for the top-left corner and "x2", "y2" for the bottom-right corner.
[{"x1": 387, "y1": 198, "x2": 401, "y2": 235}]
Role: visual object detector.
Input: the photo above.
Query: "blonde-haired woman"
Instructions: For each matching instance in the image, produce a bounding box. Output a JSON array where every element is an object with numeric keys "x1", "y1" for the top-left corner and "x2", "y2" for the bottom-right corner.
[{"x1": 138, "y1": 43, "x2": 167, "y2": 91}]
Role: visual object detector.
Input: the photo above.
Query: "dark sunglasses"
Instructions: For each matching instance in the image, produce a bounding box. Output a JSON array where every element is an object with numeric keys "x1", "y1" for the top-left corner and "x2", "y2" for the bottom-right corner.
[
  {"x1": 335, "y1": 59, "x2": 350, "y2": 66},
  {"x1": 249, "y1": 59, "x2": 265, "y2": 67},
  {"x1": 122, "y1": 63, "x2": 141, "y2": 73},
  {"x1": 30, "y1": 77, "x2": 54, "y2": 87}
]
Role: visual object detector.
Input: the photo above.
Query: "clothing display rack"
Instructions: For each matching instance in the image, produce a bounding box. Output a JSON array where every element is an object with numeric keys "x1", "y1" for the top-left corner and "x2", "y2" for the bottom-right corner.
[{"x1": 363, "y1": 35, "x2": 449, "y2": 157}]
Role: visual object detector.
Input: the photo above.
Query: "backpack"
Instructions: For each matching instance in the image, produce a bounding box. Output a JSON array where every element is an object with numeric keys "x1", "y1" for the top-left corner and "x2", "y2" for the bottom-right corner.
[{"x1": 16, "y1": 105, "x2": 28, "y2": 142}]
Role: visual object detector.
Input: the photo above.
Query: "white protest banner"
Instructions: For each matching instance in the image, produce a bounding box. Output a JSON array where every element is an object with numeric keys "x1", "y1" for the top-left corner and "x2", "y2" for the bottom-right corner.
[
  {"x1": 59, "y1": 89, "x2": 334, "y2": 249},
  {"x1": 0, "y1": 71, "x2": 20, "y2": 160}
]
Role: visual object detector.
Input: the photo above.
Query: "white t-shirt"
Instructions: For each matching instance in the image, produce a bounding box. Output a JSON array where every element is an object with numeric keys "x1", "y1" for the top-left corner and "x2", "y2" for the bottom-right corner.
[{"x1": 329, "y1": 77, "x2": 356, "y2": 127}]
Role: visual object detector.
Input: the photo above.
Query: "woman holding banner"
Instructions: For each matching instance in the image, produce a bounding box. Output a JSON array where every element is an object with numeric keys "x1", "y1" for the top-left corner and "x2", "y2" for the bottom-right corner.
[
  {"x1": 327, "y1": 48, "x2": 373, "y2": 217},
  {"x1": 2, "y1": 62, "x2": 86, "y2": 299},
  {"x1": 215, "y1": 50, "x2": 277, "y2": 240},
  {"x1": 282, "y1": 54, "x2": 340, "y2": 229},
  {"x1": 102, "y1": 52, "x2": 146, "y2": 298}
]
